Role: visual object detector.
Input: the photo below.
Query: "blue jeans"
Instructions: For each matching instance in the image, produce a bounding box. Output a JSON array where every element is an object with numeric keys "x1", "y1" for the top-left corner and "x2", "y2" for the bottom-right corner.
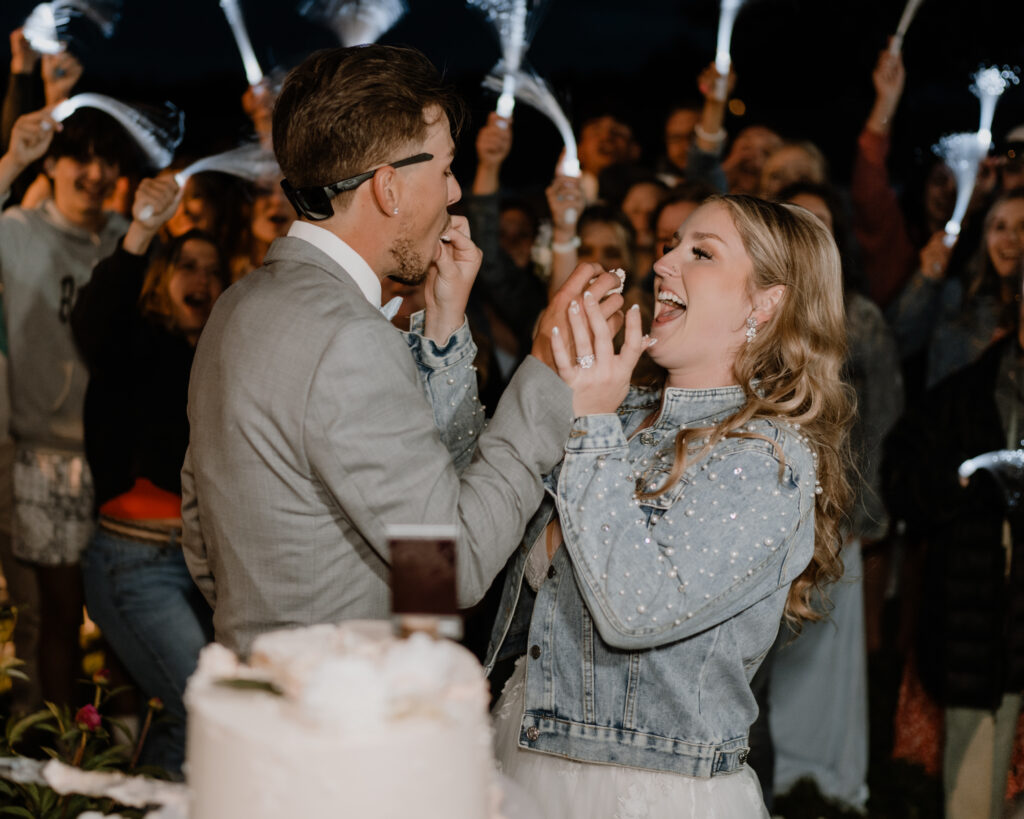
[{"x1": 80, "y1": 528, "x2": 213, "y2": 775}]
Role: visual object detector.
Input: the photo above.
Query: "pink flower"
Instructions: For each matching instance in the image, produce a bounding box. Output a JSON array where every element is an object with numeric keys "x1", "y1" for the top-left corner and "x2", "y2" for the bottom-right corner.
[
  {"x1": 75, "y1": 704, "x2": 101, "y2": 732},
  {"x1": 92, "y1": 668, "x2": 112, "y2": 685}
]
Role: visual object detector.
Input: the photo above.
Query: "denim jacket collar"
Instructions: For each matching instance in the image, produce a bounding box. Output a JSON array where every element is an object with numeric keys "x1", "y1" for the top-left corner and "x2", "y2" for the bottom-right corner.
[
  {"x1": 542, "y1": 384, "x2": 749, "y2": 497},
  {"x1": 640, "y1": 384, "x2": 747, "y2": 431}
]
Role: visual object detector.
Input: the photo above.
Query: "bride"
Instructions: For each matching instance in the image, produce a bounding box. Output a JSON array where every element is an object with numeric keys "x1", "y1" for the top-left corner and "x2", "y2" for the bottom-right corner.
[{"x1": 487, "y1": 194, "x2": 853, "y2": 818}]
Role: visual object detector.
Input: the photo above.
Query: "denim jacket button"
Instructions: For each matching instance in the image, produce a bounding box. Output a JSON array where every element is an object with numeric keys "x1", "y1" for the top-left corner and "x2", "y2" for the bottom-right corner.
[
  {"x1": 530, "y1": 644, "x2": 542, "y2": 659},
  {"x1": 525, "y1": 726, "x2": 540, "y2": 741},
  {"x1": 547, "y1": 565, "x2": 557, "y2": 579},
  {"x1": 639, "y1": 431, "x2": 657, "y2": 446},
  {"x1": 738, "y1": 749, "x2": 749, "y2": 765}
]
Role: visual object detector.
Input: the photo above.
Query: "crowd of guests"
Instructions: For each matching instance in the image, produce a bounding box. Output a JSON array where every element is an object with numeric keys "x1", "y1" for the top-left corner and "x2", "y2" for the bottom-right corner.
[{"x1": 0, "y1": 23, "x2": 1022, "y2": 819}]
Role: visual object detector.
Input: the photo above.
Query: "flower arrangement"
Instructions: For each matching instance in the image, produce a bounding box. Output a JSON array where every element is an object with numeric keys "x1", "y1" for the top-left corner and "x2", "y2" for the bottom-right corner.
[{"x1": 0, "y1": 606, "x2": 169, "y2": 818}]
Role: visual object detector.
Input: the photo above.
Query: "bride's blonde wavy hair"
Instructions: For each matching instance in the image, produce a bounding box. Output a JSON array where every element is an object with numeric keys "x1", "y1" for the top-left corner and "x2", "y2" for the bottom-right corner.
[{"x1": 641, "y1": 195, "x2": 854, "y2": 625}]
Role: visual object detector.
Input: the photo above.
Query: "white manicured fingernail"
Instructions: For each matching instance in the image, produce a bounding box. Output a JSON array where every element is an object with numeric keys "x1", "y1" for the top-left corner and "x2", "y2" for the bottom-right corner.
[
  {"x1": 552, "y1": 325, "x2": 560, "y2": 336},
  {"x1": 569, "y1": 300, "x2": 579, "y2": 315},
  {"x1": 646, "y1": 336, "x2": 658, "y2": 347},
  {"x1": 583, "y1": 290, "x2": 594, "y2": 302},
  {"x1": 630, "y1": 303, "x2": 639, "y2": 311}
]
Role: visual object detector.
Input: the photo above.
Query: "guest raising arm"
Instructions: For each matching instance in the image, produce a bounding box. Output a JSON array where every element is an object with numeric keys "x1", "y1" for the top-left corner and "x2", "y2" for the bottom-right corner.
[
  {"x1": 0, "y1": 105, "x2": 132, "y2": 709},
  {"x1": 850, "y1": 41, "x2": 918, "y2": 308},
  {"x1": 545, "y1": 170, "x2": 586, "y2": 294},
  {"x1": 71, "y1": 176, "x2": 224, "y2": 776},
  {"x1": 888, "y1": 188, "x2": 1024, "y2": 389}
]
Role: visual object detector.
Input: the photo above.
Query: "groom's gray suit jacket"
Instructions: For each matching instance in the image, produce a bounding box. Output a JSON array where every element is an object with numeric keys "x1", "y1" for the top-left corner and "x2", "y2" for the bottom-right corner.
[{"x1": 181, "y1": 236, "x2": 572, "y2": 656}]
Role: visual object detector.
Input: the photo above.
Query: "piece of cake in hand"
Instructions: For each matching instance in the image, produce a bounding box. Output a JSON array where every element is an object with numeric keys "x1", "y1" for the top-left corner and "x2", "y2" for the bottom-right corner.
[{"x1": 185, "y1": 621, "x2": 500, "y2": 819}]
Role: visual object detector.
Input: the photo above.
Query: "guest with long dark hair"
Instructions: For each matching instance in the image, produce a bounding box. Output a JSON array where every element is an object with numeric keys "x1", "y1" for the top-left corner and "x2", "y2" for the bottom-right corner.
[{"x1": 71, "y1": 176, "x2": 227, "y2": 774}]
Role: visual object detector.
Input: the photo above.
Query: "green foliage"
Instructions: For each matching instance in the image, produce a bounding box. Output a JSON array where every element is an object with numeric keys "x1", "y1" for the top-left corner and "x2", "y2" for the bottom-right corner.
[{"x1": 0, "y1": 631, "x2": 169, "y2": 818}]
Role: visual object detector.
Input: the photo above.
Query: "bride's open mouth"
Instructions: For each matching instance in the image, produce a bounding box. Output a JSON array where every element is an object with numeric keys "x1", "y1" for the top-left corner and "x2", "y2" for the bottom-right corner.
[{"x1": 654, "y1": 289, "x2": 687, "y2": 324}]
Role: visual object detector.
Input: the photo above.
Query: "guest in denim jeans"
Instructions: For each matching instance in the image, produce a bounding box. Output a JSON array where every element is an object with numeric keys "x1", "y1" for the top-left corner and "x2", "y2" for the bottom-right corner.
[
  {"x1": 71, "y1": 176, "x2": 226, "y2": 776},
  {"x1": 488, "y1": 195, "x2": 854, "y2": 818}
]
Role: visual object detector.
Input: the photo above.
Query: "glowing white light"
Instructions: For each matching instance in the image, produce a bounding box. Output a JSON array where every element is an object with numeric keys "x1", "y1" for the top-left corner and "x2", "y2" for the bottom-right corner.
[
  {"x1": 23, "y1": 1, "x2": 120, "y2": 54},
  {"x1": 483, "y1": 66, "x2": 579, "y2": 177},
  {"x1": 138, "y1": 142, "x2": 277, "y2": 220},
  {"x1": 174, "y1": 143, "x2": 279, "y2": 188},
  {"x1": 958, "y1": 449, "x2": 1024, "y2": 509},
  {"x1": 22, "y1": 4, "x2": 63, "y2": 54},
  {"x1": 470, "y1": 0, "x2": 531, "y2": 119},
  {"x1": 51, "y1": 93, "x2": 183, "y2": 169},
  {"x1": 219, "y1": 0, "x2": 263, "y2": 86},
  {"x1": 714, "y1": 0, "x2": 745, "y2": 97},
  {"x1": 888, "y1": 0, "x2": 925, "y2": 54},
  {"x1": 935, "y1": 131, "x2": 987, "y2": 247},
  {"x1": 297, "y1": 0, "x2": 407, "y2": 46},
  {"x1": 496, "y1": 76, "x2": 516, "y2": 119},
  {"x1": 972, "y1": 66, "x2": 1019, "y2": 152}
]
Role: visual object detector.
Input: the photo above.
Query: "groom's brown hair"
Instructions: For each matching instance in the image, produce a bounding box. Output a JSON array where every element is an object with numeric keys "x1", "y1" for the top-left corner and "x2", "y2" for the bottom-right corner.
[{"x1": 272, "y1": 44, "x2": 465, "y2": 212}]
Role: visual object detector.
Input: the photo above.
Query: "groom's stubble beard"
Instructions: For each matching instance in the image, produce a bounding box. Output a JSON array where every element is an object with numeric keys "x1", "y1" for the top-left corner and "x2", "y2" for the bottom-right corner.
[{"x1": 386, "y1": 234, "x2": 429, "y2": 285}]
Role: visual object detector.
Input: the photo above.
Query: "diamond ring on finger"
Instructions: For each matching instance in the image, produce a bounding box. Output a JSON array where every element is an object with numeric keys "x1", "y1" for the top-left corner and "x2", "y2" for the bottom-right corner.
[{"x1": 576, "y1": 354, "x2": 595, "y2": 369}]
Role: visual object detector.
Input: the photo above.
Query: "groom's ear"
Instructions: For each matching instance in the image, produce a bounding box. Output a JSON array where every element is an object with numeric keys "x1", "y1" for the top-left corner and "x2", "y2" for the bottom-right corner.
[{"x1": 370, "y1": 167, "x2": 399, "y2": 218}]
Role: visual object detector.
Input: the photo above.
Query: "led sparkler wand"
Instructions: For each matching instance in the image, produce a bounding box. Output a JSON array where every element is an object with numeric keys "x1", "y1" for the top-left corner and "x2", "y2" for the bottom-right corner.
[
  {"x1": 483, "y1": 66, "x2": 579, "y2": 178},
  {"x1": 469, "y1": 0, "x2": 533, "y2": 122},
  {"x1": 973, "y1": 66, "x2": 1019, "y2": 150},
  {"x1": 173, "y1": 143, "x2": 278, "y2": 188},
  {"x1": 51, "y1": 93, "x2": 183, "y2": 169},
  {"x1": 137, "y1": 143, "x2": 279, "y2": 220},
  {"x1": 936, "y1": 66, "x2": 1019, "y2": 247},
  {"x1": 219, "y1": 0, "x2": 263, "y2": 86},
  {"x1": 714, "y1": 0, "x2": 746, "y2": 100},
  {"x1": 22, "y1": 0, "x2": 120, "y2": 54},
  {"x1": 888, "y1": 0, "x2": 925, "y2": 55},
  {"x1": 297, "y1": 0, "x2": 407, "y2": 46}
]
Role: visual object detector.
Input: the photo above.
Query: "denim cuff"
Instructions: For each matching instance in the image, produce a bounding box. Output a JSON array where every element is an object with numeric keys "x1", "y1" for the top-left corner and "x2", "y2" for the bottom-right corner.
[
  {"x1": 404, "y1": 311, "x2": 475, "y2": 370},
  {"x1": 564, "y1": 413, "x2": 628, "y2": 453}
]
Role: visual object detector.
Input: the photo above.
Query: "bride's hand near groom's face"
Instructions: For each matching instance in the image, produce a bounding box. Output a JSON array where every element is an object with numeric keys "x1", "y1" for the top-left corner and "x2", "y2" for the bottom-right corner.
[
  {"x1": 551, "y1": 291, "x2": 653, "y2": 418},
  {"x1": 532, "y1": 262, "x2": 623, "y2": 373}
]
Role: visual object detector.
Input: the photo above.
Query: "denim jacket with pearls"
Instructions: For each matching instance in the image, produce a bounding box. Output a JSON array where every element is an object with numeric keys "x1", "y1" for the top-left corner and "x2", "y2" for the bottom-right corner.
[{"x1": 484, "y1": 384, "x2": 817, "y2": 777}]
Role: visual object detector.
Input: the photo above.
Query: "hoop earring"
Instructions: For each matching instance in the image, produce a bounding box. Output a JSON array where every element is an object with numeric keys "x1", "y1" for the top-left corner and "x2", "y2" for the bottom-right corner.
[{"x1": 745, "y1": 316, "x2": 758, "y2": 343}]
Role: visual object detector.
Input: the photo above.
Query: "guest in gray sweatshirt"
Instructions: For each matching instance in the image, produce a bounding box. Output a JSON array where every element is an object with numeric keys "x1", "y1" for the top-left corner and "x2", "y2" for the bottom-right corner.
[{"x1": 0, "y1": 104, "x2": 135, "y2": 706}]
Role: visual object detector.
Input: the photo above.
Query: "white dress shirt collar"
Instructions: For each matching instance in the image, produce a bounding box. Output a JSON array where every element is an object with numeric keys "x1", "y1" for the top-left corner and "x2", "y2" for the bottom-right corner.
[{"x1": 287, "y1": 220, "x2": 381, "y2": 307}]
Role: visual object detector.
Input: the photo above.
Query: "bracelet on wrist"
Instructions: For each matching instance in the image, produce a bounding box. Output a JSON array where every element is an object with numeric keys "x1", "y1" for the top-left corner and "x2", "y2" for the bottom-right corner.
[
  {"x1": 551, "y1": 236, "x2": 580, "y2": 254},
  {"x1": 694, "y1": 124, "x2": 727, "y2": 144}
]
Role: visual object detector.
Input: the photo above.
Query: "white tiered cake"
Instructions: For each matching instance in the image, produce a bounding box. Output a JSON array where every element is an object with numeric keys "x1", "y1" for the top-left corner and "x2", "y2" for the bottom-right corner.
[{"x1": 185, "y1": 621, "x2": 500, "y2": 819}]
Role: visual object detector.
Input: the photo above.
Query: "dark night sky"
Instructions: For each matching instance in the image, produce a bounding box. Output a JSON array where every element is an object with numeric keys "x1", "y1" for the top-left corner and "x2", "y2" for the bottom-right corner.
[{"x1": 1, "y1": 0, "x2": 1023, "y2": 192}]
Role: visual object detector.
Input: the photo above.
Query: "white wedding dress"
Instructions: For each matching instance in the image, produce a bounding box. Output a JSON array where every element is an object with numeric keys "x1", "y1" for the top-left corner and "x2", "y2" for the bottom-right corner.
[{"x1": 491, "y1": 536, "x2": 770, "y2": 819}]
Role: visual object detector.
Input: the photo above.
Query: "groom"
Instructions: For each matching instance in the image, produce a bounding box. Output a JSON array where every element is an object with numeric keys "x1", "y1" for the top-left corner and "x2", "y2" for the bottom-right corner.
[{"x1": 181, "y1": 45, "x2": 592, "y2": 656}]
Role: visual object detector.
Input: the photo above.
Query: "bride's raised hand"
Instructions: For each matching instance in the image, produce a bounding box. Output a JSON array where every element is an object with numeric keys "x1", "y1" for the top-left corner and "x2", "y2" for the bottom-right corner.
[
  {"x1": 551, "y1": 291, "x2": 653, "y2": 417},
  {"x1": 533, "y1": 262, "x2": 625, "y2": 370}
]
